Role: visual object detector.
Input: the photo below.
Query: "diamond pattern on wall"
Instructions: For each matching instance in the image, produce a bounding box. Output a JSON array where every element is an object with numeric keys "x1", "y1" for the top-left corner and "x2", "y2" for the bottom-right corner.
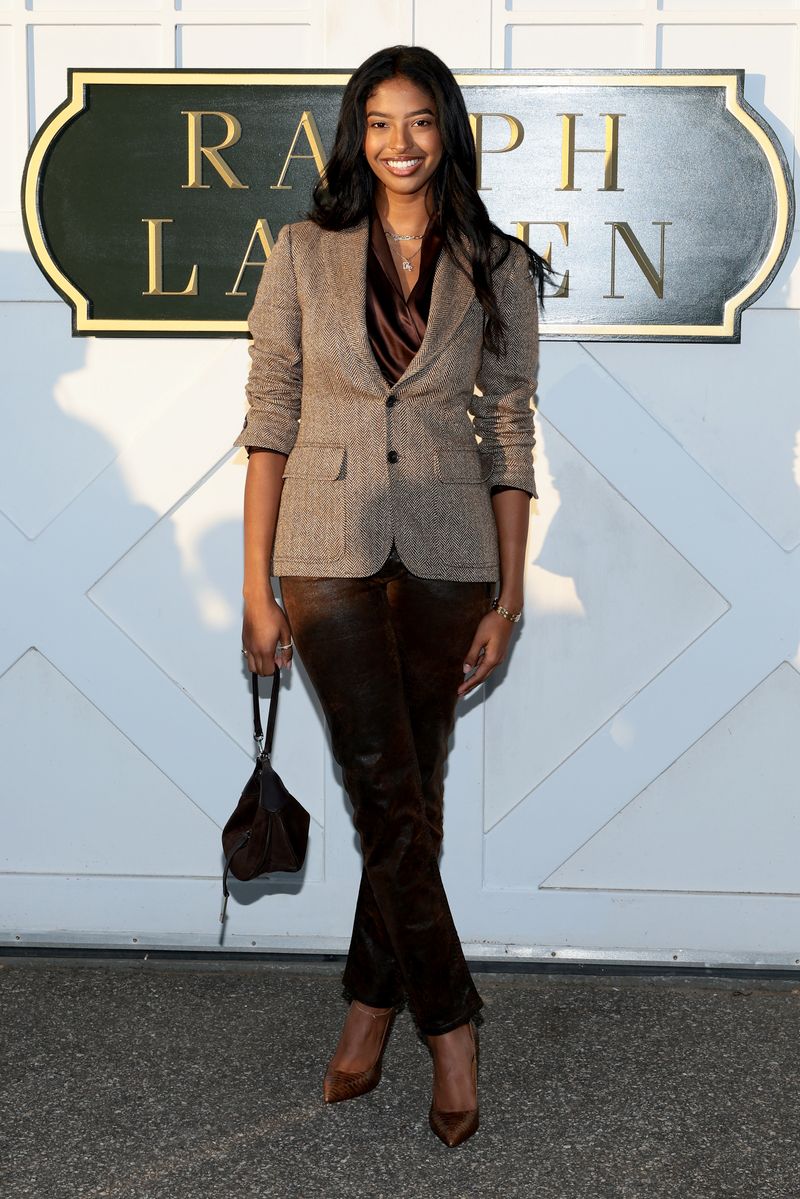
[
  {"x1": 587, "y1": 312, "x2": 800, "y2": 550},
  {"x1": 484, "y1": 417, "x2": 729, "y2": 830},
  {"x1": 543, "y1": 662, "x2": 800, "y2": 894},
  {"x1": 89, "y1": 457, "x2": 327, "y2": 827},
  {"x1": 0, "y1": 304, "x2": 224, "y2": 539},
  {"x1": 0, "y1": 648, "x2": 220, "y2": 876}
]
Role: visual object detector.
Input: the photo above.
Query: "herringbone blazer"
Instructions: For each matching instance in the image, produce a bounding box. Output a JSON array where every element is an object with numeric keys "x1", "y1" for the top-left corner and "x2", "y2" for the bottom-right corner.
[{"x1": 230, "y1": 212, "x2": 540, "y2": 582}]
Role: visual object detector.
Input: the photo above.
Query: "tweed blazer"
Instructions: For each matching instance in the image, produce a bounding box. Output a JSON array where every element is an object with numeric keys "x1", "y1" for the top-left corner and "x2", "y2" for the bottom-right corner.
[{"x1": 230, "y1": 213, "x2": 540, "y2": 582}]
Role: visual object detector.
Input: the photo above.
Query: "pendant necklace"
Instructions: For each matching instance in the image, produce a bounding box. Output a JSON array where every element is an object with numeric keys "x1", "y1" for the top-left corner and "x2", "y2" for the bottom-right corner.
[{"x1": 384, "y1": 227, "x2": 426, "y2": 272}]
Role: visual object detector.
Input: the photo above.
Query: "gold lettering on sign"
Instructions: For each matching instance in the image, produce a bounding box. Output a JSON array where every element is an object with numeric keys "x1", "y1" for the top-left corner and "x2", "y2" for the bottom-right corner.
[
  {"x1": 557, "y1": 113, "x2": 624, "y2": 191},
  {"x1": 181, "y1": 111, "x2": 249, "y2": 190},
  {"x1": 604, "y1": 221, "x2": 672, "y2": 299},
  {"x1": 142, "y1": 218, "x2": 199, "y2": 296},
  {"x1": 270, "y1": 110, "x2": 328, "y2": 190},
  {"x1": 516, "y1": 221, "x2": 570, "y2": 298},
  {"x1": 226, "y1": 219, "x2": 276, "y2": 296},
  {"x1": 468, "y1": 113, "x2": 524, "y2": 191}
]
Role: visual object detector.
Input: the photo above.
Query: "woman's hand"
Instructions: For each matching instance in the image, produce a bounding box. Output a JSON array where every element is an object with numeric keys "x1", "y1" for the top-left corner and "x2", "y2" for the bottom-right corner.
[
  {"x1": 457, "y1": 609, "x2": 518, "y2": 697},
  {"x1": 242, "y1": 593, "x2": 294, "y2": 677}
]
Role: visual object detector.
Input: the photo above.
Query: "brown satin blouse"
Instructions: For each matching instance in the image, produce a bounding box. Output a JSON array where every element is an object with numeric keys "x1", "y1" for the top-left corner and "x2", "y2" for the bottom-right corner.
[
  {"x1": 365, "y1": 201, "x2": 530, "y2": 500},
  {"x1": 365, "y1": 201, "x2": 443, "y2": 386}
]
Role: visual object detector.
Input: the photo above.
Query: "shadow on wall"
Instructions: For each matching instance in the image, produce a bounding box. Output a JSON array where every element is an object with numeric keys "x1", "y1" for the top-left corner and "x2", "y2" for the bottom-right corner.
[{"x1": 0, "y1": 248, "x2": 330, "y2": 938}]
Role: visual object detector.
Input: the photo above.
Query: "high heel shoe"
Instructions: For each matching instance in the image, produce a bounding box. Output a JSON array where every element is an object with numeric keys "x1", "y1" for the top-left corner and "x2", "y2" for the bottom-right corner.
[
  {"x1": 427, "y1": 1020, "x2": 479, "y2": 1147},
  {"x1": 322, "y1": 1000, "x2": 396, "y2": 1104}
]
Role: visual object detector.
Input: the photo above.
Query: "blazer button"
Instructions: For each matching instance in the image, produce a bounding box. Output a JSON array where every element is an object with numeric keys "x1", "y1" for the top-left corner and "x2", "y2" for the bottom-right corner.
[
  {"x1": 387, "y1": 450, "x2": 398, "y2": 463},
  {"x1": 386, "y1": 396, "x2": 395, "y2": 406}
]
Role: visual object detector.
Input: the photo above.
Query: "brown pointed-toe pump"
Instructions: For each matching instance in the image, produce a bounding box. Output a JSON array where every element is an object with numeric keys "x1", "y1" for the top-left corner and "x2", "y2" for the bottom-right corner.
[
  {"x1": 322, "y1": 1001, "x2": 396, "y2": 1104},
  {"x1": 428, "y1": 1019, "x2": 479, "y2": 1148}
]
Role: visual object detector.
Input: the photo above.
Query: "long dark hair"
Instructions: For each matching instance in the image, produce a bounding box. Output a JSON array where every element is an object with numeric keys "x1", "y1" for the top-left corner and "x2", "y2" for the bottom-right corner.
[{"x1": 304, "y1": 45, "x2": 555, "y2": 357}]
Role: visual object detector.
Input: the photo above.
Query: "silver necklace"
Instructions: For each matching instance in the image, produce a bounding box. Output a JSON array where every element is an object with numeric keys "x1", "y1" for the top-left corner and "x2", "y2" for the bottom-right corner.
[
  {"x1": 383, "y1": 228, "x2": 426, "y2": 272},
  {"x1": 383, "y1": 229, "x2": 426, "y2": 240}
]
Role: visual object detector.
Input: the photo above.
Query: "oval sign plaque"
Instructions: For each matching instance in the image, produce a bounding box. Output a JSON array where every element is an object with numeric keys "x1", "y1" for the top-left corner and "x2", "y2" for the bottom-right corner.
[{"x1": 22, "y1": 67, "x2": 795, "y2": 341}]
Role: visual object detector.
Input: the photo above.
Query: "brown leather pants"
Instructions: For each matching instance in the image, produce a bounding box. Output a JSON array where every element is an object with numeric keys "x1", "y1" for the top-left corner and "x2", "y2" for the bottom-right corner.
[{"x1": 279, "y1": 541, "x2": 494, "y2": 1036}]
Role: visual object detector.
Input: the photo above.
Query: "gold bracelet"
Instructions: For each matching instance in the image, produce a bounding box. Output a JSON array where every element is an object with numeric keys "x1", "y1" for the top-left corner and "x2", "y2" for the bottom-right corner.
[{"x1": 491, "y1": 597, "x2": 522, "y2": 623}]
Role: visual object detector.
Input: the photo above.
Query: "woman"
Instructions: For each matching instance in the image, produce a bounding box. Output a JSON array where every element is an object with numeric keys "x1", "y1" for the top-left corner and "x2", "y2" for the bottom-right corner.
[{"x1": 233, "y1": 45, "x2": 550, "y2": 1148}]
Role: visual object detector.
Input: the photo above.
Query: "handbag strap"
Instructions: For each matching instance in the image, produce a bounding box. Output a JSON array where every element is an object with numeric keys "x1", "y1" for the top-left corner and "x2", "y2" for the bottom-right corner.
[{"x1": 251, "y1": 667, "x2": 280, "y2": 756}]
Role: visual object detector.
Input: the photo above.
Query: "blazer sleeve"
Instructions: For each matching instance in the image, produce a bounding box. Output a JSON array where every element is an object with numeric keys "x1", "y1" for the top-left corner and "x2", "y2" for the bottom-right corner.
[
  {"x1": 230, "y1": 222, "x2": 302, "y2": 458},
  {"x1": 470, "y1": 244, "x2": 540, "y2": 499}
]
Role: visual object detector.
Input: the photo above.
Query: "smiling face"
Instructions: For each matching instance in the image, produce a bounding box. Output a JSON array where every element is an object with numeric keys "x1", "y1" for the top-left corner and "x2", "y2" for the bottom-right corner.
[{"x1": 363, "y1": 75, "x2": 443, "y2": 202}]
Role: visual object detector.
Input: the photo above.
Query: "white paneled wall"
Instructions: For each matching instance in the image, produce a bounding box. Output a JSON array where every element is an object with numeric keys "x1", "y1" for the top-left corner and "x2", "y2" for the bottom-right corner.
[
  {"x1": 30, "y1": 24, "x2": 162, "y2": 128},
  {"x1": 1, "y1": 0, "x2": 799, "y2": 965}
]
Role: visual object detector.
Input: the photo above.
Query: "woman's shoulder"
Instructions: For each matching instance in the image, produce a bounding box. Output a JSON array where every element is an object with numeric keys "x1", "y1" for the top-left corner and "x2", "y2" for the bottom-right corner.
[
  {"x1": 277, "y1": 218, "x2": 351, "y2": 269},
  {"x1": 276, "y1": 217, "x2": 318, "y2": 246},
  {"x1": 279, "y1": 217, "x2": 343, "y2": 245}
]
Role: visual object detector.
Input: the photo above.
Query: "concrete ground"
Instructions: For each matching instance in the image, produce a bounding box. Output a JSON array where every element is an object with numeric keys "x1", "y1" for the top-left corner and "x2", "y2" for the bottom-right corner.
[{"x1": 1, "y1": 956, "x2": 798, "y2": 1199}]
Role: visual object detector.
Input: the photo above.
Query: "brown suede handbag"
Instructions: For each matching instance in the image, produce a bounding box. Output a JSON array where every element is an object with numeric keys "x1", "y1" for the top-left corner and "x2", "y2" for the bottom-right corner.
[{"x1": 220, "y1": 667, "x2": 310, "y2": 922}]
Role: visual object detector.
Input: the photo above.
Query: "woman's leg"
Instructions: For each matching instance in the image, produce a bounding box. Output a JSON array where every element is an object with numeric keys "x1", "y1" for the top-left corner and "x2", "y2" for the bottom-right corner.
[
  {"x1": 279, "y1": 555, "x2": 492, "y2": 1036},
  {"x1": 341, "y1": 565, "x2": 495, "y2": 1026}
]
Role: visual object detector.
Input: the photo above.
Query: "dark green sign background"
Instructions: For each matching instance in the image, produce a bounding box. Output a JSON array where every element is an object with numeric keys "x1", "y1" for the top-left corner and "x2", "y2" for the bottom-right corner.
[
  {"x1": 41, "y1": 81, "x2": 339, "y2": 322},
  {"x1": 23, "y1": 68, "x2": 795, "y2": 340}
]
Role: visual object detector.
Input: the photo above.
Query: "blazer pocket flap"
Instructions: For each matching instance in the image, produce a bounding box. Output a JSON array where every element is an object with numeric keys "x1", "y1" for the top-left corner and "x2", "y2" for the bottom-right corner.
[
  {"x1": 282, "y1": 444, "x2": 346, "y2": 480},
  {"x1": 436, "y1": 447, "x2": 492, "y2": 483}
]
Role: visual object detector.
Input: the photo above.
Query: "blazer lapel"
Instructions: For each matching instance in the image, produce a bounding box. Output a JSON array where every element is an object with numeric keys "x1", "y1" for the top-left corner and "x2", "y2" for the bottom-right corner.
[{"x1": 321, "y1": 212, "x2": 477, "y2": 394}]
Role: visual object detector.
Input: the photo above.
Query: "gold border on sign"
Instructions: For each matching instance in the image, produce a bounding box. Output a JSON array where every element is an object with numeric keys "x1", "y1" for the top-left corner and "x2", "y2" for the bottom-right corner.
[{"x1": 22, "y1": 71, "x2": 792, "y2": 337}]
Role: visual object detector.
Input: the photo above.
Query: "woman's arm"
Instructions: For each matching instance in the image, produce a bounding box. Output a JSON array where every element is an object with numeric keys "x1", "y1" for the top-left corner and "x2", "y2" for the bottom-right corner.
[
  {"x1": 470, "y1": 243, "x2": 541, "y2": 612},
  {"x1": 233, "y1": 223, "x2": 303, "y2": 675},
  {"x1": 231, "y1": 222, "x2": 303, "y2": 458},
  {"x1": 457, "y1": 248, "x2": 540, "y2": 696},
  {"x1": 457, "y1": 480, "x2": 532, "y2": 699},
  {"x1": 242, "y1": 447, "x2": 286, "y2": 603},
  {"x1": 240, "y1": 448, "x2": 295, "y2": 677},
  {"x1": 490, "y1": 487, "x2": 530, "y2": 613},
  {"x1": 470, "y1": 244, "x2": 540, "y2": 499}
]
